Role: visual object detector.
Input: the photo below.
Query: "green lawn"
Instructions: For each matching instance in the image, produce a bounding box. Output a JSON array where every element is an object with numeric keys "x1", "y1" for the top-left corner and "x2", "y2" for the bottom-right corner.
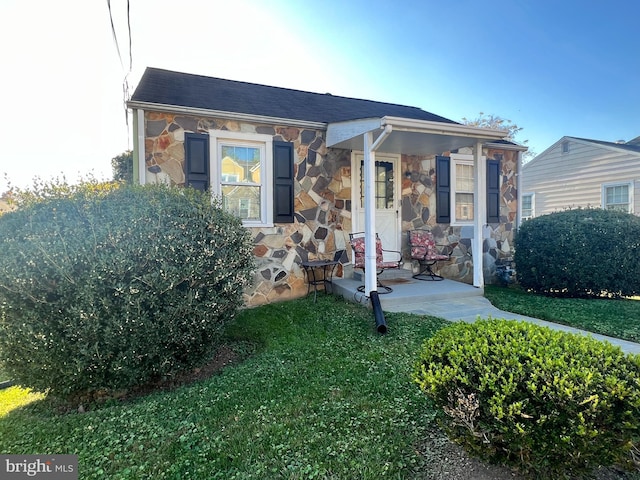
[
  {"x1": 0, "y1": 296, "x2": 451, "y2": 479},
  {"x1": 484, "y1": 284, "x2": 640, "y2": 343},
  {"x1": 2, "y1": 292, "x2": 639, "y2": 479}
]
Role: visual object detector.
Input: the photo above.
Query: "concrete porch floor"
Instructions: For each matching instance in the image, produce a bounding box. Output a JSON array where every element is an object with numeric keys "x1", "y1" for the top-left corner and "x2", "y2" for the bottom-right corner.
[{"x1": 330, "y1": 272, "x2": 640, "y2": 355}]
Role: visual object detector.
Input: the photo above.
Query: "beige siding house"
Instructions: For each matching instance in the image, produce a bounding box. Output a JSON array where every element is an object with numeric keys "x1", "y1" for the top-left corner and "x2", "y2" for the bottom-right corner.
[{"x1": 521, "y1": 136, "x2": 640, "y2": 219}]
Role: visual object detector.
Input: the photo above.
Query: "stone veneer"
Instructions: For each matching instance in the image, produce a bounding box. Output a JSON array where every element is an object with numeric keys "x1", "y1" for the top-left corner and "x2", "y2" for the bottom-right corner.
[
  {"x1": 141, "y1": 112, "x2": 518, "y2": 306},
  {"x1": 400, "y1": 147, "x2": 518, "y2": 284}
]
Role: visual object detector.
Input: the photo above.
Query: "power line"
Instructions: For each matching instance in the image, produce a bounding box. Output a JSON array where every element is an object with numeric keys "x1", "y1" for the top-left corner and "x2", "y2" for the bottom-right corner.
[{"x1": 106, "y1": 0, "x2": 133, "y2": 150}]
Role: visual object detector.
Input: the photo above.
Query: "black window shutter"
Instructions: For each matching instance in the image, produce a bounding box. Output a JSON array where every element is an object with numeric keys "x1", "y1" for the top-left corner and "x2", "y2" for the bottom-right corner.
[
  {"x1": 435, "y1": 155, "x2": 451, "y2": 223},
  {"x1": 184, "y1": 133, "x2": 209, "y2": 191},
  {"x1": 273, "y1": 141, "x2": 295, "y2": 223},
  {"x1": 486, "y1": 159, "x2": 500, "y2": 223}
]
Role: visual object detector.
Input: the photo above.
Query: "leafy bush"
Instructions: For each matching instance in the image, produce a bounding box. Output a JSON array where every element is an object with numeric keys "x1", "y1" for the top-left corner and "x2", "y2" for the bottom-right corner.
[
  {"x1": 413, "y1": 319, "x2": 640, "y2": 478},
  {"x1": 0, "y1": 182, "x2": 254, "y2": 400},
  {"x1": 514, "y1": 208, "x2": 640, "y2": 298}
]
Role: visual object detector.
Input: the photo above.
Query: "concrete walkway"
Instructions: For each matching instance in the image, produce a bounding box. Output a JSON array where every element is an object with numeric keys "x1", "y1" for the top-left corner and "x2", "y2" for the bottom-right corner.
[
  {"x1": 398, "y1": 294, "x2": 640, "y2": 356},
  {"x1": 332, "y1": 276, "x2": 640, "y2": 355}
]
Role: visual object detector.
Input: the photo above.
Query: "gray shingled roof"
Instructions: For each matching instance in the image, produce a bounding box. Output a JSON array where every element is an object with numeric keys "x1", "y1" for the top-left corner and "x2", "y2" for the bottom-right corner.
[
  {"x1": 130, "y1": 67, "x2": 458, "y2": 125},
  {"x1": 571, "y1": 137, "x2": 640, "y2": 154}
]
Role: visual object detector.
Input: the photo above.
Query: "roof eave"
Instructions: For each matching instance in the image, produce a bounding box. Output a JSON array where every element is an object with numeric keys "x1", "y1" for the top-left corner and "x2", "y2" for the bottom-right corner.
[
  {"x1": 126, "y1": 100, "x2": 328, "y2": 130},
  {"x1": 485, "y1": 141, "x2": 528, "y2": 152},
  {"x1": 380, "y1": 116, "x2": 508, "y2": 141}
]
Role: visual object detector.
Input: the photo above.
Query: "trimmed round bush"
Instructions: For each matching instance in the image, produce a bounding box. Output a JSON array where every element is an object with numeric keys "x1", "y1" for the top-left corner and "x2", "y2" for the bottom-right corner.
[
  {"x1": 413, "y1": 319, "x2": 640, "y2": 478},
  {"x1": 0, "y1": 183, "x2": 254, "y2": 399},
  {"x1": 514, "y1": 208, "x2": 640, "y2": 298}
]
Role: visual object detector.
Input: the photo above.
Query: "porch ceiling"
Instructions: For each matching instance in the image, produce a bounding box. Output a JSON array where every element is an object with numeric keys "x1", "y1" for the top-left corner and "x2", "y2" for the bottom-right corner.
[{"x1": 326, "y1": 116, "x2": 509, "y2": 155}]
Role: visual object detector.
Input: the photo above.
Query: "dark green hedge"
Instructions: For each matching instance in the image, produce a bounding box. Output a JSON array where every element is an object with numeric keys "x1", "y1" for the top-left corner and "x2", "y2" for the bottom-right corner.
[
  {"x1": 413, "y1": 319, "x2": 640, "y2": 478},
  {"x1": 514, "y1": 208, "x2": 640, "y2": 298},
  {"x1": 0, "y1": 183, "x2": 254, "y2": 400}
]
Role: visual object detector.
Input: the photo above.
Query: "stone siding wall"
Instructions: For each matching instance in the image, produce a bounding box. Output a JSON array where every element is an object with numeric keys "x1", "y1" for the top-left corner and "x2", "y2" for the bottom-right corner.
[
  {"x1": 141, "y1": 112, "x2": 351, "y2": 306},
  {"x1": 140, "y1": 111, "x2": 519, "y2": 306},
  {"x1": 400, "y1": 148, "x2": 518, "y2": 283}
]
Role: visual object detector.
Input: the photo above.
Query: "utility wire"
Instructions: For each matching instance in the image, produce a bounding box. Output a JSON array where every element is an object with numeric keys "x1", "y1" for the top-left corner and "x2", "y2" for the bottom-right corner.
[
  {"x1": 106, "y1": 0, "x2": 124, "y2": 70},
  {"x1": 106, "y1": 0, "x2": 133, "y2": 149}
]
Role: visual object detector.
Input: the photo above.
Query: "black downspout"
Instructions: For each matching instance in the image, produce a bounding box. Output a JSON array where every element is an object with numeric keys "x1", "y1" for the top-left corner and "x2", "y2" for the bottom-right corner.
[{"x1": 369, "y1": 291, "x2": 387, "y2": 334}]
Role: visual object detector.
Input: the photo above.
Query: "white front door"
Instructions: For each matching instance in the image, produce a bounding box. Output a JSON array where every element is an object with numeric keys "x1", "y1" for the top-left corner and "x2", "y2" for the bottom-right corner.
[{"x1": 353, "y1": 153, "x2": 401, "y2": 259}]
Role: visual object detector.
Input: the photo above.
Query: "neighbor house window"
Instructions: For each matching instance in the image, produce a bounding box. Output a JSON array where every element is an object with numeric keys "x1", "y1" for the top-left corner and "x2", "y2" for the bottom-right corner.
[
  {"x1": 522, "y1": 193, "x2": 534, "y2": 219},
  {"x1": 561, "y1": 140, "x2": 570, "y2": 153},
  {"x1": 602, "y1": 182, "x2": 633, "y2": 213},
  {"x1": 452, "y1": 157, "x2": 475, "y2": 223},
  {"x1": 210, "y1": 131, "x2": 274, "y2": 226}
]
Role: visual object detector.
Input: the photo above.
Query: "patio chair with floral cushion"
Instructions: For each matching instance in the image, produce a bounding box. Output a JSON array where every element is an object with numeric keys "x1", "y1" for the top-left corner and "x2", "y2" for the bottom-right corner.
[
  {"x1": 349, "y1": 232, "x2": 403, "y2": 293},
  {"x1": 407, "y1": 229, "x2": 452, "y2": 281}
]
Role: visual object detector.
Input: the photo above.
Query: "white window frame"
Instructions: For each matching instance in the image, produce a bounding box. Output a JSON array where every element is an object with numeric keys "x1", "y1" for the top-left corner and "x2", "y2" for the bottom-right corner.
[
  {"x1": 602, "y1": 181, "x2": 633, "y2": 213},
  {"x1": 450, "y1": 153, "x2": 484, "y2": 225},
  {"x1": 209, "y1": 130, "x2": 274, "y2": 227},
  {"x1": 521, "y1": 193, "x2": 535, "y2": 220}
]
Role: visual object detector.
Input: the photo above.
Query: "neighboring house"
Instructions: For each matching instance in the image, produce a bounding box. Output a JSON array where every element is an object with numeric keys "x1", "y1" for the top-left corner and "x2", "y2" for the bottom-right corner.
[
  {"x1": 521, "y1": 136, "x2": 640, "y2": 220},
  {"x1": 128, "y1": 67, "x2": 526, "y2": 306}
]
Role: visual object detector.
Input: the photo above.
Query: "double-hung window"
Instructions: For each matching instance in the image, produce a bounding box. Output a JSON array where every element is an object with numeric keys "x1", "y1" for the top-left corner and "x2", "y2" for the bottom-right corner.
[
  {"x1": 436, "y1": 153, "x2": 497, "y2": 224},
  {"x1": 602, "y1": 182, "x2": 633, "y2": 213},
  {"x1": 211, "y1": 131, "x2": 274, "y2": 226},
  {"x1": 521, "y1": 193, "x2": 534, "y2": 220},
  {"x1": 185, "y1": 131, "x2": 294, "y2": 226},
  {"x1": 453, "y1": 159, "x2": 475, "y2": 223}
]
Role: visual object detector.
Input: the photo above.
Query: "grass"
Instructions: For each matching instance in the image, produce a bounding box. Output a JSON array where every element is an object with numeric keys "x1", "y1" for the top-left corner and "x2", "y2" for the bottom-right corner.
[
  {"x1": 484, "y1": 284, "x2": 640, "y2": 343},
  {"x1": 0, "y1": 296, "x2": 451, "y2": 479}
]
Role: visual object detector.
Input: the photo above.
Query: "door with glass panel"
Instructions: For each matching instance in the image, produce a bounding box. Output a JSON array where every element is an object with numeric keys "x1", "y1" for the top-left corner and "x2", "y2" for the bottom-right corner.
[{"x1": 354, "y1": 153, "x2": 400, "y2": 257}]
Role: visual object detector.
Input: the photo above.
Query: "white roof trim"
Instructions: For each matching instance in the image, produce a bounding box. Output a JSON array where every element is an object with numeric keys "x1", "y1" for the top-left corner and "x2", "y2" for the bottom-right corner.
[
  {"x1": 327, "y1": 115, "x2": 508, "y2": 148},
  {"x1": 485, "y1": 141, "x2": 528, "y2": 152},
  {"x1": 126, "y1": 100, "x2": 328, "y2": 129},
  {"x1": 381, "y1": 116, "x2": 508, "y2": 140},
  {"x1": 326, "y1": 118, "x2": 383, "y2": 147}
]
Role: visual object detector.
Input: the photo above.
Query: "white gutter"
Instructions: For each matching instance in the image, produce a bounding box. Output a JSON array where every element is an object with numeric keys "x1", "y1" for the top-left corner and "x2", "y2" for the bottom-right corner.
[
  {"x1": 381, "y1": 116, "x2": 508, "y2": 140},
  {"x1": 363, "y1": 125, "x2": 393, "y2": 294},
  {"x1": 126, "y1": 100, "x2": 327, "y2": 130},
  {"x1": 485, "y1": 141, "x2": 528, "y2": 152},
  {"x1": 135, "y1": 109, "x2": 146, "y2": 184}
]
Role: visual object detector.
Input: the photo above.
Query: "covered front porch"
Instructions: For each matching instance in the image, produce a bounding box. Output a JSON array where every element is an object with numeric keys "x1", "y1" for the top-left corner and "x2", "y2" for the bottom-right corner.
[
  {"x1": 331, "y1": 268, "x2": 484, "y2": 313},
  {"x1": 327, "y1": 115, "x2": 518, "y2": 296}
]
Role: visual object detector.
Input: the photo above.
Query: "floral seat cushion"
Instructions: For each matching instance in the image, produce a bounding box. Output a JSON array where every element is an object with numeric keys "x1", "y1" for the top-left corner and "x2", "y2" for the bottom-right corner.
[{"x1": 409, "y1": 230, "x2": 449, "y2": 261}]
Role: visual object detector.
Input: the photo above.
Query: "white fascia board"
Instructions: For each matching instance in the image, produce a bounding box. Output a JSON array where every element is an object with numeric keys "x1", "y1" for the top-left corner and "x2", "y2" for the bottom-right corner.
[
  {"x1": 326, "y1": 118, "x2": 384, "y2": 147},
  {"x1": 484, "y1": 141, "x2": 529, "y2": 152},
  {"x1": 126, "y1": 101, "x2": 327, "y2": 130},
  {"x1": 381, "y1": 116, "x2": 509, "y2": 141}
]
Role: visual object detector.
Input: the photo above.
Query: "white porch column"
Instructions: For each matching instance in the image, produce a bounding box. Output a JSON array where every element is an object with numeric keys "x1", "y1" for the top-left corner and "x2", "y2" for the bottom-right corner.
[
  {"x1": 363, "y1": 131, "x2": 378, "y2": 294},
  {"x1": 473, "y1": 141, "x2": 486, "y2": 288},
  {"x1": 516, "y1": 150, "x2": 523, "y2": 227}
]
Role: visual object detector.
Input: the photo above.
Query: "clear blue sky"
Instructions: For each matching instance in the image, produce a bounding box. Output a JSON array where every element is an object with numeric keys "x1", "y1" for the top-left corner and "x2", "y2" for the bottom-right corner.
[{"x1": 1, "y1": 0, "x2": 638, "y2": 192}]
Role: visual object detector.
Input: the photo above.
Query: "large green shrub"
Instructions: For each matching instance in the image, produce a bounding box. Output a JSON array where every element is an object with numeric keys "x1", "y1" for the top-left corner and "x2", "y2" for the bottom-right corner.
[
  {"x1": 413, "y1": 319, "x2": 640, "y2": 478},
  {"x1": 0, "y1": 182, "x2": 254, "y2": 399},
  {"x1": 514, "y1": 208, "x2": 640, "y2": 298}
]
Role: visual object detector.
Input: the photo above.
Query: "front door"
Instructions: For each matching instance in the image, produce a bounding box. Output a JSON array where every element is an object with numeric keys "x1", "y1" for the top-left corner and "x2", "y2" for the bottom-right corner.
[{"x1": 353, "y1": 153, "x2": 401, "y2": 259}]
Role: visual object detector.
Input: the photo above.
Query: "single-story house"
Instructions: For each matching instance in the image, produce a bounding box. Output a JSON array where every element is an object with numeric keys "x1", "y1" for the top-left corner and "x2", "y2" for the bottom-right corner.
[
  {"x1": 521, "y1": 136, "x2": 640, "y2": 219},
  {"x1": 127, "y1": 67, "x2": 526, "y2": 306}
]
